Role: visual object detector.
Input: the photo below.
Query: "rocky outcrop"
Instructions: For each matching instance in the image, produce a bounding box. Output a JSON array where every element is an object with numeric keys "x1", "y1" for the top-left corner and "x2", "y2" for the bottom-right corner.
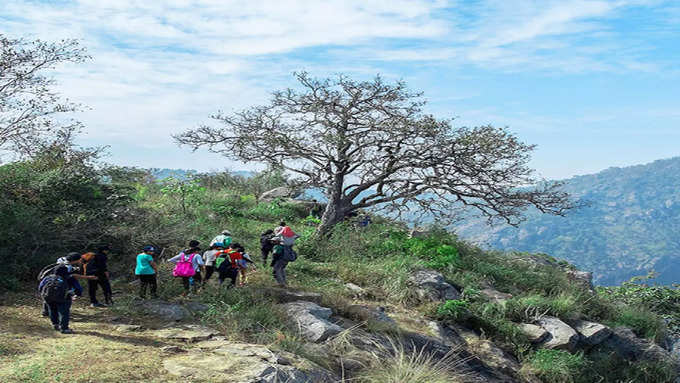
[
  {"x1": 601, "y1": 327, "x2": 680, "y2": 367},
  {"x1": 151, "y1": 325, "x2": 219, "y2": 343},
  {"x1": 409, "y1": 228, "x2": 434, "y2": 239},
  {"x1": 163, "y1": 340, "x2": 337, "y2": 382},
  {"x1": 480, "y1": 288, "x2": 513, "y2": 304},
  {"x1": 280, "y1": 301, "x2": 343, "y2": 342},
  {"x1": 259, "y1": 187, "x2": 296, "y2": 201},
  {"x1": 537, "y1": 316, "x2": 579, "y2": 352},
  {"x1": 566, "y1": 269, "x2": 595, "y2": 291},
  {"x1": 571, "y1": 320, "x2": 612, "y2": 347},
  {"x1": 407, "y1": 269, "x2": 461, "y2": 302},
  {"x1": 519, "y1": 323, "x2": 549, "y2": 344}
]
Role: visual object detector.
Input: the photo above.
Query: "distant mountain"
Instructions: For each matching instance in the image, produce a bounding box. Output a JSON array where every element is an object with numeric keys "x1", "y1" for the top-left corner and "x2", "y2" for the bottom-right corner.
[{"x1": 455, "y1": 157, "x2": 680, "y2": 286}]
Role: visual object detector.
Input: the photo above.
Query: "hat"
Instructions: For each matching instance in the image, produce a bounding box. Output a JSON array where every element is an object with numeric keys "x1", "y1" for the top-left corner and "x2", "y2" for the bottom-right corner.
[
  {"x1": 97, "y1": 244, "x2": 111, "y2": 252},
  {"x1": 221, "y1": 230, "x2": 231, "y2": 236},
  {"x1": 188, "y1": 240, "x2": 200, "y2": 248},
  {"x1": 66, "y1": 252, "x2": 82, "y2": 262},
  {"x1": 143, "y1": 245, "x2": 156, "y2": 252}
]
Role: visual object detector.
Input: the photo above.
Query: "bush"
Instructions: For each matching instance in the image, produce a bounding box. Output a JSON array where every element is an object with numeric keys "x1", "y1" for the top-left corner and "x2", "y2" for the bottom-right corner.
[{"x1": 436, "y1": 300, "x2": 469, "y2": 321}]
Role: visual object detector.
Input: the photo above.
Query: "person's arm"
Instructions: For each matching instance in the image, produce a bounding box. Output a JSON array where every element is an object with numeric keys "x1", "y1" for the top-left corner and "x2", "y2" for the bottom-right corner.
[
  {"x1": 67, "y1": 276, "x2": 83, "y2": 297},
  {"x1": 72, "y1": 274, "x2": 97, "y2": 280},
  {"x1": 167, "y1": 254, "x2": 181, "y2": 263},
  {"x1": 197, "y1": 255, "x2": 206, "y2": 274},
  {"x1": 150, "y1": 260, "x2": 158, "y2": 273}
]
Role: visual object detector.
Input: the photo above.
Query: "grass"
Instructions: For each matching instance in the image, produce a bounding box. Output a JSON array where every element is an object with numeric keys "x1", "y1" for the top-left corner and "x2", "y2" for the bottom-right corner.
[{"x1": 523, "y1": 349, "x2": 587, "y2": 383}]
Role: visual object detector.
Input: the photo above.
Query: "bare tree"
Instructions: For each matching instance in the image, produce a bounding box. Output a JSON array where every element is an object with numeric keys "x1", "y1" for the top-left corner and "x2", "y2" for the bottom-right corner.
[
  {"x1": 175, "y1": 73, "x2": 573, "y2": 236},
  {"x1": 0, "y1": 34, "x2": 88, "y2": 157}
]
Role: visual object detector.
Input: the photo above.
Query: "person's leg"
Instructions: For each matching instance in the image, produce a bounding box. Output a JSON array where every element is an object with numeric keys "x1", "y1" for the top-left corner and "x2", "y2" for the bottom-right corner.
[
  {"x1": 87, "y1": 279, "x2": 99, "y2": 304},
  {"x1": 58, "y1": 300, "x2": 71, "y2": 332},
  {"x1": 42, "y1": 301, "x2": 49, "y2": 317},
  {"x1": 100, "y1": 274, "x2": 113, "y2": 305},
  {"x1": 261, "y1": 248, "x2": 269, "y2": 266},
  {"x1": 149, "y1": 274, "x2": 158, "y2": 298},
  {"x1": 139, "y1": 274, "x2": 147, "y2": 298},
  {"x1": 228, "y1": 268, "x2": 238, "y2": 287},
  {"x1": 273, "y1": 259, "x2": 289, "y2": 287},
  {"x1": 181, "y1": 277, "x2": 190, "y2": 296},
  {"x1": 193, "y1": 272, "x2": 202, "y2": 293},
  {"x1": 204, "y1": 266, "x2": 214, "y2": 281},
  {"x1": 47, "y1": 301, "x2": 59, "y2": 329}
]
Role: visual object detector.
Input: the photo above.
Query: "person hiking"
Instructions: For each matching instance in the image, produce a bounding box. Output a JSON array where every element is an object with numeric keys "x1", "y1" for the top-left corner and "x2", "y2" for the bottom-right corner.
[
  {"x1": 271, "y1": 224, "x2": 299, "y2": 288},
  {"x1": 210, "y1": 230, "x2": 232, "y2": 247},
  {"x1": 39, "y1": 252, "x2": 97, "y2": 317},
  {"x1": 237, "y1": 245, "x2": 256, "y2": 286},
  {"x1": 135, "y1": 245, "x2": 158, "y2": 299},
  {"x1": 168, "y1": 240, "x2": 205, "y2": 296},
  {"x1": 38, "y1": 253, "x2": 84, "y2": 334},
  {"x1": 260, "y1": 229, "x2": 276, "y2": 266},
  {"x1": 216, "y1": 242, "x2": 243, "y2": 287},
  {"x1": 83, "y1": 244, "x2": 113, "y2": 307},
  {"x1": 202, "y1": 243, "x2": 222, "y2": 284}
]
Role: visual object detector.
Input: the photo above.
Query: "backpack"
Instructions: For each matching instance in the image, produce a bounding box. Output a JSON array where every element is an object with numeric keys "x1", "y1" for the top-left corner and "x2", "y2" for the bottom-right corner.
[
  {"x1": 172, "y1": 253, "x2": 196, "y2": 277},
  {"x1": 283, "y1": 246, "x2": 298, "y2": 262},
  {"x1": 39, "y1": 266, "x2": 68, "y2": 303}
]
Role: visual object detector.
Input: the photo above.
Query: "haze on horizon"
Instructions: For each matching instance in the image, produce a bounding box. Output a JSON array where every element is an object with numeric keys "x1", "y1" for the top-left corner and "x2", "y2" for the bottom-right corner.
[{"x1": 1, "y1": 0, "x2": 679, "y2": 180}]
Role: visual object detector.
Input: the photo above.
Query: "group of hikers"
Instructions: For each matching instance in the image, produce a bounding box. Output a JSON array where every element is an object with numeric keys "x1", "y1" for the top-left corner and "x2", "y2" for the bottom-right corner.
[{"x1": 37, "y1": 222, "x2": 299, "y2": 334}]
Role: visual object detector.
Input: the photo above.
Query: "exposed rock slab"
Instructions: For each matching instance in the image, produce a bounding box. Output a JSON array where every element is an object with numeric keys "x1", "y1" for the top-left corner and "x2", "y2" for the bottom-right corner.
[
  {"x1": 571, "y1": 320, "x2": 612, "y2": 347},
  {"x1": 566, "y1": 269, "x2": 595, "y2": 291},
  {"x1": 163, "y1": 342, "x2": 337, "y2": 383},
  {"x1": 601, "y1": 327, "x2": 680, "y2": 367},
  {"x1": 407, "y1": 269, "x2": 460, "y2": 302},
  {"x1": 519, "y1": 323, "x2": 549, "y2": 344},
  {"x1": 537, "y1": 316, "x2": 579, "y2": 352},
  {"x1": 151, "y1": 325, "x2": 218, "y2": 343},
  {"x1": 139, "y1": 299, "x2": 190, "y2": 321},
  {"x1": 280, "y1": 301, "x2": 343, "y2": 342},
  {"x1": 480, "y1": 288, "x2": 513, "y2": 304}
]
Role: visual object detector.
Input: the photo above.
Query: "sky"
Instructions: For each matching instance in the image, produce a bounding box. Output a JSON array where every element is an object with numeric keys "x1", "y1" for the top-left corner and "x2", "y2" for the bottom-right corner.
[{"x1": 1, "y1": 0, "x2": 679, "y2": 180}]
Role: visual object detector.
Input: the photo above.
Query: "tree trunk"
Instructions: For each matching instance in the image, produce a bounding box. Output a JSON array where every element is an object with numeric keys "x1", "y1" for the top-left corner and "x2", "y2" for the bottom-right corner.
[{"x1": 316, "y1": 196, "x2": 351, "y2": 237}]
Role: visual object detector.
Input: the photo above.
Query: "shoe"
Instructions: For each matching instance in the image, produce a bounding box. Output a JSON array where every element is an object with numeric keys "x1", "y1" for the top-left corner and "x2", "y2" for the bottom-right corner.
[
  {"x1": 53, "y1": 325, "x2": 60, "y2": 331},
  {"x1": 42, "y1": 312, "x2": 49, "y2": 317},
  {"x1": 60, "y1": 328, "x2": 74, "y2": 334},
  {"x1": 90, "y1": 303, "x2": 107, "y2": 308}
]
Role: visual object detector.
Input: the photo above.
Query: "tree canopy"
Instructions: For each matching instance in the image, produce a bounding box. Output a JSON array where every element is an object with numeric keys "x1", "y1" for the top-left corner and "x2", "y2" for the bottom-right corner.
[{"x1": 176, "y1": 72, "x2": 573, "y2": 235}]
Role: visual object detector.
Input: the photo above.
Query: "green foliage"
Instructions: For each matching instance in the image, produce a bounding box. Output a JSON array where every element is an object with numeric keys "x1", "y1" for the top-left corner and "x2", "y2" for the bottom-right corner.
[
  {"x1": 584, "y1": 350, "x2": 678, "y2": 383},
  {"x1": 436, "y1": 299, "x2": 469, "y2": 321},
  {"x1": 524, "y1": 349, "x2": 587, "y2": 383}
]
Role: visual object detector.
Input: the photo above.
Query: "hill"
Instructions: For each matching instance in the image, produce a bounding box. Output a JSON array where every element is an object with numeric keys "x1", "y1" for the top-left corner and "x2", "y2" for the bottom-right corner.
[{"x1": 455, "y1": 157, "x2": 680, "y2": 286}]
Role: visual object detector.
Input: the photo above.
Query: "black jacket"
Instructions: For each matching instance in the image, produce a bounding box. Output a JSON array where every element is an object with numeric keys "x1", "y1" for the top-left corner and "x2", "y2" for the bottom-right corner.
[
  {"x1": 260, "y1": 234, "x2": 275, "y2": 251},
  {"x1": 85, "y1": 251, "x2": 108, "y2": 276}
]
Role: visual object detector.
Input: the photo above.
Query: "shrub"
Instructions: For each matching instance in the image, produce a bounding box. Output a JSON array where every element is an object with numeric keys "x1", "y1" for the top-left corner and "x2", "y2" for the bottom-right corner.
[
  {"x1": 436, "y1": 300, "x2": 469, "y2": 321},
  {"x1": 612, "y1": 305, "x2": 665, "y2": 341}
]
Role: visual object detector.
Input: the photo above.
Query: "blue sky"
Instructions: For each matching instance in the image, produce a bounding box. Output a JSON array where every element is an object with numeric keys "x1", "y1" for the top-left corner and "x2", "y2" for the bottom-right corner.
[{"x1": 1, "y1": 0, "x2": 678, "y2": 179}]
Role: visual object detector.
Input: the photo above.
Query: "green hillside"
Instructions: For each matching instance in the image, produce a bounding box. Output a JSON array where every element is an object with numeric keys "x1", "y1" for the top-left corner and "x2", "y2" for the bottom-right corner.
[{"x1": 455, "y1": 157, "x2": 680, "y2": 286}]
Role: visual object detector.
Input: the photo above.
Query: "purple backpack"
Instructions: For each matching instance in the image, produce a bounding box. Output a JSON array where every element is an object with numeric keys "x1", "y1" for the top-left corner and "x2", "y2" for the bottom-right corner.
[{"x1": 173, "y1": 253, "x2": 196, "y2": 277}]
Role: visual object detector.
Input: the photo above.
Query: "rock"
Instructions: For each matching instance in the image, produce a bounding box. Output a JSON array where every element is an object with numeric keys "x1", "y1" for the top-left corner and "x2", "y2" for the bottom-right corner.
[
  {"x1": 427, "y1": 321, "x2": 466, "y2": 347},
  {"x1": 113, "y1": 324, "x2": 143, "y2": 332},
  {"x1": 571, "y1": 320, "x2": 612, "y2": 347},
  {"x1": 260, "y1": 187, "x2": 295, "y2": 201},
  {"x1": 566, "y1": 269, "x2": 595, "y2": 291},
  {"x1": 345, "y1": 305, "x2": 396, "y2": 326},
  {"x1": 139, "y1": 300, "x2": 190, "y2": 321},
  {"x1": 280, "y1": 301, "x2": 343, "y2": 342},
  {"x1": 407, "y1": 269, "x2": 461, "y2": 302},
  {"x1": 467, "y1": 338, "x2": 522, "y2": 378},
  {"x1": 537, "y1": 316, "x2": 579, "y2": 352},
  {"x1": 161, "y1": 345, "x2": 186, "y2": 353},
  {"x1": 163, "y1": 342, "x2": 337, "y2": 383},
  {"x1": 601, "y1": 327, "x2": 680, "y2": 366},
  {"x1": 409, "y1": 228, "x2": 433, "y2": 239},
  {"x1": 519, "y1": 323, "x2": 549, "y2": 344},
  {"x1": 480, "y1": 288, "x2": 513, "y2": 304},
  {"x1": 151, "y1": 325, "x2": 218, "y2": 343},
  {"x1": 264, "y1": 288, "x2": 322, "y2": 304},
  {"x1": 183, "y1": 301, "x2": 209, "y2": 314},
  {"x1": 344, "y1": 283, "x2": 366, "y2": 297}
]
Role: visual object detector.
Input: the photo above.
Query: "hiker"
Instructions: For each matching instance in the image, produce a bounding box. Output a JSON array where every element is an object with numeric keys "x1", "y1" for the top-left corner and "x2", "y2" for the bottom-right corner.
[
  {"x1": 238, "y1": 246, "x2": 256, "y2": 286},
  {"x1": 135, "y1": 245, "x2": 158, "y2": 299},
  {"x1": 168, "y1": 240, "x2": 205, "y2": 296},
  {"x1": 271, "y1": 224, "x2": 299, "y2": 287},
  {"x1": 202, "y1": 243, "x2": 223, "y2": 283},
  {"x1": 210, "y1": 230, "x2": 232, "y2": 247},
  {"x1": 38, "y1": 253, "x2": 85, "y2": 334},
  {"x1": 216, "y1": 242, "x2": 242, "y2": 287},
  {"x1": 40, "y1": 252, "x2": 97, "y2": 317},
  {"x1": 83, "y1": 244, "x2": 114, "y2": 307},
  {"x1": 260, "y1": 229, "x2": 276, "y2": 266}
]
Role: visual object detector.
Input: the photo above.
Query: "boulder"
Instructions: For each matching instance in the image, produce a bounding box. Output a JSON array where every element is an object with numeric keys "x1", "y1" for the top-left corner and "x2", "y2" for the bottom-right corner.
[
  {"x1": 480, "y1": 288, "x2": 513, "y2": 304},
  {"x1": 407, "y1": 269, "x2": 461, "y2": 302},
  {"x1": 467, "y1": 338, "x2": 523, "y2": 378},
  {"x1": 151, "y1": 325, "x2": 219, "y2": 343},
  {"x1": 344, "y1": 283, "x2": 366, "y2": 297},
  {"x1": 280, "y1": 301, "x2": 343, "y2": 342},
  {"x1": 426, "y1": 321, "x2": 466, "y2": 347},
  {"x1": 537, "y1": 316, "x2": 579, "y2": 352},
  {"x1": 566, "y1": 269, "x2": 595, "y2": 291},
  {"x1": 139, "y1": 300, "x2": 190, "y2": 321},
  {"x1": 571, "y1": 320, "x2": 612, "y2": 347},
  {"x1": 345, "y1": 305, "x2": 396, "y2": 326},
  {"x1": 601, "y1": 327, "x2": 680, "y2": 366},
  {"x1": 519, "y1": 323, "x2": 550, "y2": 344},
  {"x1": 260, "y1": 187, "x2": 295, "y2": 201},
  {"x1": 409, "y1": 228, "x2": 433, "y2": 239},
  {"x1": 163, "y1": 342, "x2": 337, "y2": 382}
]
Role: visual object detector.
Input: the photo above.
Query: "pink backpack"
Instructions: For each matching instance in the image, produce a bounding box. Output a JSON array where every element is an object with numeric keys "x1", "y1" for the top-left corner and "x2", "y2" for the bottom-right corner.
[{"x1": 173, "y1": 253, "x2": 196, "y2": 277}]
